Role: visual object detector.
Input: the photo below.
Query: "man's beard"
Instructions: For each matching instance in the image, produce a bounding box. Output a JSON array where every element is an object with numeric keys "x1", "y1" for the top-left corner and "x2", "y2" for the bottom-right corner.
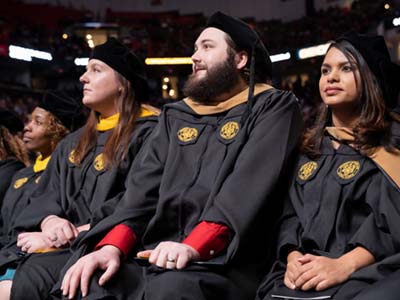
[{"x1": 183, "y1": 51, "x2": 242, "y2": 104}]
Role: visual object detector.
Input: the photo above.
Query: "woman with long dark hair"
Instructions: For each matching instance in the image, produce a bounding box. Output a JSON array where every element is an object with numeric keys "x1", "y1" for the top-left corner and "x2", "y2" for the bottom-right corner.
[
  {"x1": 0, "y1": 38, "x2": 159, "y2": 300},
  {"x1": 257, "y1": 31, "x2": 400, "y2": 300},
  {"x1": 0, "y1": 110, "x2": 28, "y2": 206}
]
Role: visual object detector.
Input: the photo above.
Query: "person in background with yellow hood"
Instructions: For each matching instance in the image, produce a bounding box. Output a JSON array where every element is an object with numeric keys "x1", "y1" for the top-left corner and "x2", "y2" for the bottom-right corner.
[{"x1": 0, "y1": 90, "x2": 84, "y2": 299}]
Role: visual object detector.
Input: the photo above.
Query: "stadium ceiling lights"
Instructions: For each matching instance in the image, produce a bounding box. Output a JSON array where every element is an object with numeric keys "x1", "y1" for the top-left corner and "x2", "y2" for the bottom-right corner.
[
  {"x1": 9, "y1": 45, "x2": 53, "y2": 62},
  {"x1": 270, "y1": 52, "x2": 291, "y2": 63},
  {"x1": 74, "y1": 57, "x2": 89, "y2": 66},
  {"x1": 145, "y1": 57, "x2": 193, "y2": 65},
  {"x1": 144, "y1": 52, "x2": 291, "y2": 66},
  {"x1": 297, "y1": 43, "x2": 331, "y2": 60},
  {"x1": 74, "y1": 45, "x2": 330, "y2": 66},
  {"x1": 9, "y1": 46, "x2": 322, "y2": 66}
]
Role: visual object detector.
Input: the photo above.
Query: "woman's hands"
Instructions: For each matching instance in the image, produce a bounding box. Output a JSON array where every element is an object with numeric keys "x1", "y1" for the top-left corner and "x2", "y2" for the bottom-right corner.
[
  {"x1": 40, "y1": 215, "x2": 79, "y2": 247},
  {"x1": 17, "y1": 232, "x2": 54, "y2": 253},
  {"x1": 284, "y1": 247, "x2": 374, "y2": 291},
  {"x1": 284, "y1": 250, "x2": 305, "y2": 290},
  {"x1": 285, "y1": 253, "x2": 353, "y2": 291}
]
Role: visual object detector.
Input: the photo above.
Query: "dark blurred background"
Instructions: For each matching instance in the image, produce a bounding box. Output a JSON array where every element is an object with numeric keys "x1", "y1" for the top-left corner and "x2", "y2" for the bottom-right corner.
[{"x1": 1, "y1": 0, "x2": 399, "y2": 127}]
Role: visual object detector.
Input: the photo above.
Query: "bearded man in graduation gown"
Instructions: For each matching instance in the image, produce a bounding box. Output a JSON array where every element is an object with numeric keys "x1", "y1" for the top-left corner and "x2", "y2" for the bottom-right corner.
[{"x1": 57, "y1": 11, "x2": 303, "y2": 300}]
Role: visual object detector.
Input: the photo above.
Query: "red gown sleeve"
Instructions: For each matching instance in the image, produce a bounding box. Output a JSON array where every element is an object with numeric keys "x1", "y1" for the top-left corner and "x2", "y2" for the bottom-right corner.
[
  {"x1": 182, "y1": 221, "x2": 230, "y2": 260},
  {"x1": 96, "y1": 224, "x2": 137, "y2": 258}
]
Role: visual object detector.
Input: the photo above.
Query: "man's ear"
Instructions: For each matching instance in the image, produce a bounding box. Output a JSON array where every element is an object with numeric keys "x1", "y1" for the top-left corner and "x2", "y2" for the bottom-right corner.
[{"x1": 235, "y1": 51, "x2": 248, "y2": 70}]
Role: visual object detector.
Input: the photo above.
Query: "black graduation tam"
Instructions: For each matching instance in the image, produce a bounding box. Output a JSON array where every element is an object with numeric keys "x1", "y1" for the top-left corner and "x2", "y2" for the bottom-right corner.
[
  {"x1": 0, "y1": 109, "x2": 24, "y2": 134},
  {"x1": 91, "y1": 38, "x2": 149, "y2": 102},
  {"x1": 206, "y1": 11, "x2": 272, "y2": 78},
  {"x1": 336, "y1": 31, "x2": 400, "y2": 109},
  {"x1": 39, "y1": 90, "x2": 87, "y2": 132}
]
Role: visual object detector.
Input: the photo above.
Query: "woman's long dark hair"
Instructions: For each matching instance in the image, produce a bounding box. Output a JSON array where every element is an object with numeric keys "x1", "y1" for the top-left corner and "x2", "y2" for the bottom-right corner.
[
  {"x1": 73, "y1": 72, "x2": 142, "y2": 169},
  {"x1": 302, "y1": 40, "x2": 400, "y2": 157},
  {"x1": 0, "y1": 126, "x2": 29, "y2": 166}
]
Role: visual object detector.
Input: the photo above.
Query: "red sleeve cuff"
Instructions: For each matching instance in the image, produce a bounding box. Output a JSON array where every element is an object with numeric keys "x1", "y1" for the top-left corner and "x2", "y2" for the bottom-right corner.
[
  {"x1": 182, "y1": 221, "x2": 230, "y2": 260},
  {"x1": 96, "y1": 224, "x2": 137, "y2": 258}
]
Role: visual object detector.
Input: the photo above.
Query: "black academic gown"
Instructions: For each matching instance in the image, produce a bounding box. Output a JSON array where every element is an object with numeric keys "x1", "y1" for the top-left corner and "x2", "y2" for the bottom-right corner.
[
  {"x1": 256, "y1": 137, "x2": 400, "y2": 300},
  {"x1": 0, "y1": 165, "x2": 42, "y2": 248},
  {"x1": 0, "y1": 116, "x2": 158, "y2": 300},
  {"x1": 56, "y1": 88, "x2": 303, "y2": 300},
  {"x1": 0, "y1": 159, "x2": 25, "y2": 209}
]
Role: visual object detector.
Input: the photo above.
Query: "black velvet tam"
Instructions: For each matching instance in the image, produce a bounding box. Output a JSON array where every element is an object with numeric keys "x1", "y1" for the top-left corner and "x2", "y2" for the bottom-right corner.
[
  {"x1": 0, "y1": 109, "x2": 24, "y2": 133},
  {"x1": 39, "y1": 90, "x2": 87, "y2": 131},
  {"x1": 91, "y1": 38, "x2": 149, "y2": 102},
  {"x1": 337, "y1": 31, "x2": 400, "y2": 109}
]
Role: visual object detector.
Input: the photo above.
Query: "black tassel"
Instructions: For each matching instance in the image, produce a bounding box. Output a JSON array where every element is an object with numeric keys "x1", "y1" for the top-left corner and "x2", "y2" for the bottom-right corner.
[{"x1": 240, "y1": 39, "x2": 258, "y2": 126}]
